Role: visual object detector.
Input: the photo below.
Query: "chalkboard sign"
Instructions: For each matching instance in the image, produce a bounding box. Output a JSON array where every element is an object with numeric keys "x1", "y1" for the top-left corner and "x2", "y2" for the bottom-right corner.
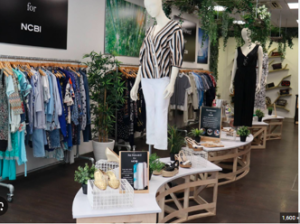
[
  {"x1": 200, "y1": 106, "x2": 221, "y2": 142},
  {"x1": 119, "y1": 151, "x2": 149, "y2": 193}
]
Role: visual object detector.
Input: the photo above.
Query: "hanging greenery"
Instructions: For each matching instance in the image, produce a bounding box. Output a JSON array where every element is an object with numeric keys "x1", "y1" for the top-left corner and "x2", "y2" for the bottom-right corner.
[{"x1": 209, "y1": 36, "x2": 220, "y2": 82}]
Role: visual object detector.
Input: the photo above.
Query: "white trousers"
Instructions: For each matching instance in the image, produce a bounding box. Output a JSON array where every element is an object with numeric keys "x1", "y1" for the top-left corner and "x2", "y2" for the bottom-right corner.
[{"x1": 141, "y1": 77, "x2": 170, "y2": 150}]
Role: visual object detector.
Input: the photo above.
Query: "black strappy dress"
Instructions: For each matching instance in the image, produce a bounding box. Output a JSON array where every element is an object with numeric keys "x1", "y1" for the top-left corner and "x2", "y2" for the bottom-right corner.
[{"x1": 234, "y1": 45, "x2": 259, "y2": 127}]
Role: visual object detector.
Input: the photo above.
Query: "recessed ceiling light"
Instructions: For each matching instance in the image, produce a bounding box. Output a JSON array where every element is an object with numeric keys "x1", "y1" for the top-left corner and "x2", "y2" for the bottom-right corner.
[
  {"x1": 288, "y1": 3, "x2": 298, "y2": 9},
  {"x1": 214, "y1": 6, "x2": 226, "y2": 11},
  {"x1": 233, "y1": 20, "x2": 245, "y2": 25}
]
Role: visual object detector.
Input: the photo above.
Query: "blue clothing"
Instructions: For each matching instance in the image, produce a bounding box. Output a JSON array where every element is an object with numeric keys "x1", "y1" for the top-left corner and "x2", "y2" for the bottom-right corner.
[
  {"x1": 32, "y1": 129, "x2": 46, "y2": 157},
  {"x1": 46, "y1": 72, "x2": 54, "y2": 123},
  {"x1": 57, "y1": 78, "x2": 67, "y2": 137}
]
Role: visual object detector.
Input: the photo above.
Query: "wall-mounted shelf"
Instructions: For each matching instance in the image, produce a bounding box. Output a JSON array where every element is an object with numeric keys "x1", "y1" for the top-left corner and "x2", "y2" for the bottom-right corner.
[
  {"x1": 277, "y1": 93, "x2": 292, "y2": 97},
  {"x1": 268, "y1": 48, "x2": 283, "y2": 58},
  {"x1": 269, "y1": 56, "x2": 282, "y2": 58},
  {"x1": 266, "y1": 75, "x2": 292, "y2": 91},
  {"x1": 269, "y1": 64, "x2": 289, "y2": 73}
]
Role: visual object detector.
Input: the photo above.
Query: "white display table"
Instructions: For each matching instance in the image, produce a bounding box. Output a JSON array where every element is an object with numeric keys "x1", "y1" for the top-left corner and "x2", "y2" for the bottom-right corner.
[
  {"x1": 72, "y1": 157, "x2": 222, "y2": 223},
  {"x1": 262, "y1": 115, "x2": 285, "y2": 140},
  {"x1": 202, "y1": 135, "x2": 253, "y2": 186},
  {"x1": 249, "y1": 121, "x2": 269, "y2": 149}
]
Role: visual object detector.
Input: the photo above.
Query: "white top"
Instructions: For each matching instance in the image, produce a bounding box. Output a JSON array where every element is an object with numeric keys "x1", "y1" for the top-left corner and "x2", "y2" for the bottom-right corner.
[
  {"x1": 203, "y1": 134, "x2": 254, "y2": 152},
  {"x1": 72, "y1": 157, "x2": 222, "y2": 219},
  {"x1": 263, "y1": 115, "x2": 285, "y2": 121}
]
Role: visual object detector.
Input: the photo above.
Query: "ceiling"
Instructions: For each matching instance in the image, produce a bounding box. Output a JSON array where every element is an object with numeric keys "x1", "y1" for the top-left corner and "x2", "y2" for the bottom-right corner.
[{"x1": 258, "y1": 0, "x2": 298, "y2": 27}]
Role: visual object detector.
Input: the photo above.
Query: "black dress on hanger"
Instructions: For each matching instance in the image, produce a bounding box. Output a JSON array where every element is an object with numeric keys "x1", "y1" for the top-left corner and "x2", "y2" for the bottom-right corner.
[{"x1": 234, "y1": 45, "x2": 259, "y2": 127}]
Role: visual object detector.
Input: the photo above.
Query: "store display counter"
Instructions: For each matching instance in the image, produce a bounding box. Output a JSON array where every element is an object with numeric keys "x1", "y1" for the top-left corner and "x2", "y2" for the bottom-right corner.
[
  {"x1": 249, "y1": 121, "x2": 269, "y2": 149},
  {"x1": 262, "y1": 115, "x2": 285, "y2": 140},
  {"x1": 72, "y1": 157, "x2": 221, "y2": 223},
  {"x1": 203, "y1": 135, "x2": 253, "y2": 186}
]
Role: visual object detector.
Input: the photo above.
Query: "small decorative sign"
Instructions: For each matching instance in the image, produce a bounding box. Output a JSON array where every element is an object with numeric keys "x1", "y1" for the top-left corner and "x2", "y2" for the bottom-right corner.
[
  {"x1": 200, "y1": 106, "x2": 222, "y2": 142},
  {"x1": 119, "y1": 151, "x2": 149, "y2": 193}
]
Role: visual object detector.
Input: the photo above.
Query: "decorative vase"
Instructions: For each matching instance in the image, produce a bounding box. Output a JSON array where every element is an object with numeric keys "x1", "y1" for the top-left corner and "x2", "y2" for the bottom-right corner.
[
  {"x1": 195, "y1": 136, "x2": 201, "y2": 143},
  {"x1": 268, "y1": 110, "x2": 272, "y2": 116},
  {"x1": 82, "y1": 183, "x2": 87, "y2": 195},
  {"x1": 258, "y1": 117, "x2": 263, "y2": 122},
  {"x1": 149, "y1": 169, "x2": 153, "y2": 180},
  {"x1": 240, "y1": 136, "x2": 247, "y2": 142},
  {"x1": 92, "y1": 139, "x2": 115, "y2": 162},
  {"x1": 170, "y1": 153, "x2": 175, "y2": 161}
]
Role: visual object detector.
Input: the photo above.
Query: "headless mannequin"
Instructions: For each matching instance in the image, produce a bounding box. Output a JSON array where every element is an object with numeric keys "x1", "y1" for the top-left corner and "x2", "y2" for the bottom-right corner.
[
  {"x1": 130, "y1": 0, "x2": 180, "y2": 154},
  {"x1": 229, "y1": 28, "x2": 263, "y2": 94}
]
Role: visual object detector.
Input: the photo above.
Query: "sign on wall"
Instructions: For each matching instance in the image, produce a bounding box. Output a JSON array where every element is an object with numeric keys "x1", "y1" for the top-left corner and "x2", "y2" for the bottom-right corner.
[
  {"x1": 197, "y1": 28, "x2": 209, "y2": 64},
  {"x1": 0, "y1": 0, "x2": 68, "y2": 49},
  {"x1": 173, "y1": 16, "x2": 196, "y2": 62}
]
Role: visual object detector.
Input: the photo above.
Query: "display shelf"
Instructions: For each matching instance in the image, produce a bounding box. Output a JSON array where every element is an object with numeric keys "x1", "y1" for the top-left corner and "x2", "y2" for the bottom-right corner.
[
  {"x1": 269, "y1": 64, "x2": 289, "y2": 73},
  {"x1": 269, "y1": 56, "x2": 282, "y2": 58},
  {"x1": 266, "y1": 75, "x2": 292, "y2": 91},
  {"x1": 277, "y1": 93, "x2": 292, "y2": 97},
  {"x1": 274, "y1": 105, "x2": 290, "y2": 112},
  {"x1": 268, "y1": 48, "x2": 283, "y2": 58}
]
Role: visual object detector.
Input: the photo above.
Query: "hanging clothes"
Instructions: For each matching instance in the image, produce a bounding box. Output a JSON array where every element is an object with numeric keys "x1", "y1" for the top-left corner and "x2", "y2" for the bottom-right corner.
[{"x1": 255, "y1": 53, "x2": 269, "y2": 109}]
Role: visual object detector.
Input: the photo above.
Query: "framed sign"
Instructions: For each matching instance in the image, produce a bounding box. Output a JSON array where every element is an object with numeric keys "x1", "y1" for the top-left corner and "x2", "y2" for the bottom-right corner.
[
  {"x1": 119, "y1": 151, "x2": 149, "y2": 193},
  {"x1": 173, "y1": 16, "x2": 196, "y2": 62},
  {"x1": 0, "y1": 0, "x2": 68, "y2": 49},
  {"x1": 200, "y1": 107, "x2": 221, "y2": 142},
  {"x1": 197, "y1": 28, "x2": 209, "y2": 64}
]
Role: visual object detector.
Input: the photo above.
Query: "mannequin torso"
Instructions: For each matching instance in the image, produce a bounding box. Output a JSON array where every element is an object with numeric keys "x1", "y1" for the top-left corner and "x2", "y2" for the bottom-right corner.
[
  {"x1": 230, "y1": 28, "x2": 263, "y2": 94},
  {"x1": 130, "y1": 0, "x2": 179, "y2": 101}
]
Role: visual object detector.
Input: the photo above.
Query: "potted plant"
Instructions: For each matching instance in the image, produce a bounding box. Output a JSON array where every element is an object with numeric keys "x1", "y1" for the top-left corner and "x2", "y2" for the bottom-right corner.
[
  {"x1": 168, "y1": 126, "x2": 185, "y2": 161},
  {"x1": 268, "y1": 106, "x2": 273, "y2": 116},
  {"x1": 74, "y1": 163, "x2": 96, "y2": 195},
  {"x1": 237, "y1": 126, "x2": 251, "y2": 142},
  {"x1": 255, "y1": 109, "x2": 264, "y2": 122},
  {"x1": 84, "y1": 52, "x2": 126, "y2": 161},
  {"x1": 189, "y1": 128, "x2": 204, "y2": 143},
  {"x1": 149, "y1": 153, "x2": 165, "y2": 179}
]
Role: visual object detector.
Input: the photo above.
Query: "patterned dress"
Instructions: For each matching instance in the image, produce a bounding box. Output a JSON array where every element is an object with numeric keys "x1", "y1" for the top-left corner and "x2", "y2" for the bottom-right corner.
[
  {"x1": 255, "y1": 53, "x2": 269, "y2": 109},
  {"x1": 0, "y1": 70, "x2": 9, "y2": 151}
]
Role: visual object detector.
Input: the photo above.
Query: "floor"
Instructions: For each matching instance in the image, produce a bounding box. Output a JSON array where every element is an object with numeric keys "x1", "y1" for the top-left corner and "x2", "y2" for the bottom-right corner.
[{"x1": 0, "y1": 119, "x2": 298, "y2": 223}]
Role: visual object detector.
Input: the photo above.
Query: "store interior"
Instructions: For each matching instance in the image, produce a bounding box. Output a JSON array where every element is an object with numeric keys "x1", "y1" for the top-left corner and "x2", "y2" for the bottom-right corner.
[{"x1": 0, "y1": 0, "x2": 298, "y2": 223}]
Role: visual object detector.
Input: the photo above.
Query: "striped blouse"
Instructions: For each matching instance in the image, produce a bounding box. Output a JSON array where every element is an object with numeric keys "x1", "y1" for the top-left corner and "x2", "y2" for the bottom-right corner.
[{"x1": 139, "y1": 20, "x2": 185, "y2": 79}]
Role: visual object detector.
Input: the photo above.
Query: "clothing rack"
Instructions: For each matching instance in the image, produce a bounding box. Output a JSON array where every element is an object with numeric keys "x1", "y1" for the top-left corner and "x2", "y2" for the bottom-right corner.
[{"x1": 0, "y1": 55, "x2": 92, "y2": 202}]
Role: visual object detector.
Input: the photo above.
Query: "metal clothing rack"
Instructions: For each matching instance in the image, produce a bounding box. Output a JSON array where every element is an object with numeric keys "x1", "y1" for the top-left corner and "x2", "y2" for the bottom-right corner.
[{"x1": 0, "y1": 55, "x2": 92, "y2": 202}]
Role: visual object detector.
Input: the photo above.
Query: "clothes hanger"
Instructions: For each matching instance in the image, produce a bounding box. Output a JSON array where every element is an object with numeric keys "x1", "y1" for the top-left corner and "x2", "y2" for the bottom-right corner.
[{"x1": 0, "y1": 62, "x2": 9, "y2": 77}]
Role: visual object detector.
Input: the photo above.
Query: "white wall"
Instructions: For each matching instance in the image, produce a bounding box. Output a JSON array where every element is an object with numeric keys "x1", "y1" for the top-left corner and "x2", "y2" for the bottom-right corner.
[
  {"x1": 217, "y1": 37, "x2": 298, "y2": 119},
  {"x1": 0, "y1": 0, "x2": 205, "y2": 175}
]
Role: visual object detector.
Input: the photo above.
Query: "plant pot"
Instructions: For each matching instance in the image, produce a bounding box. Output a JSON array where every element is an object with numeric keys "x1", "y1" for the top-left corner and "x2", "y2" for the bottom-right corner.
[
  {"x1": 240, "y1": 136, "x2": 247, "y2": 142},
  {"x1": 82, "y1": 183, "x2": 87, "y2": 195},
  {"x1": 153, "y1": 170, "x2": 162, "y2": 176},
  {"x1": 92, "y1": 139, "x2": 115, "y2": 162},
  {"x1": 170, "y1": 153, "x2": 175, "y2": 161},
  {"x1": 268, "y1": 110, "x2": 272, "y2": 116},
  {"x1": 195, "y1": 136, "x2": 201, "y2": 143},
  {"x1": 149, "y1": 169, "x2": 153, "y2": 180},
  {"x1": 258, "y1": 117, "x2": 263, "y2": 122}
]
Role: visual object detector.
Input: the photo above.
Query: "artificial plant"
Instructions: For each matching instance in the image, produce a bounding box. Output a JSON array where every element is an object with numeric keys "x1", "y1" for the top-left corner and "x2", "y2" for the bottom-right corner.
[
  {"x1": 237, "y1": 126, "x2": 251, "y2": 137},
  {"x1": 168, "y1": 126, "x2": 185, "y2": 154},
  {"x1": 74, "y1": 163, "x2": 96, "y2": 185},
  {"x1": 189, "y1": 128, "x2": 204, "y2": 138},
  {"x1": 149, "y1": 153, "x2": 165, "y2": 173},
  {"x1": 84, "y1": 52, "x2": 126, "y2": 142},
  {"x1": 255, "y1": 109, "x2": 264, "y2": 118}
]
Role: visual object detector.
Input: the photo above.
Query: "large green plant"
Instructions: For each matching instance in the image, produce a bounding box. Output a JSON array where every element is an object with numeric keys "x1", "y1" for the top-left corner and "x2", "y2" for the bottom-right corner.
[
  {"x1": 149, "y1": 153, "x2": 165, "y2": 172},
  {"x1": 168, "y1": 126, "x2": 185, "y2": 154},
  {"x1": 84, "y1": 52, "x2": 126, "y2": 142}
]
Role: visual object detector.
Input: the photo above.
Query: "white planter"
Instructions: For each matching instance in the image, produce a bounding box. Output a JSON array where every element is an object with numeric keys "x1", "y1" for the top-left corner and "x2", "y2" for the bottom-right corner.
[{"x1": 92, "y1": 139, "x2": 115, "y2": 162}]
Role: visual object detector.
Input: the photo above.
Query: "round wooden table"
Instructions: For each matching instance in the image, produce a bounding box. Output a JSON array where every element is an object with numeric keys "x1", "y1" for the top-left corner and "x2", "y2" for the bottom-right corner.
[{"x1": 202, "y1": 135, "x2": 254, "y2": 186}]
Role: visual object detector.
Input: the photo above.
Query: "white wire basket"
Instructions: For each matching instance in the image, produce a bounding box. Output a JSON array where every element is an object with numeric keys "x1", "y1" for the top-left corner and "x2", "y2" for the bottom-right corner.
[
  {"x1": 87, "y1": 178, "x2": 134, "y2": 209},
  {"x1": 95, "y1": 159, "x2": 119, "y2": 172},
  {"x1": 183, "y1": 147, "x2": 208, "y2": 168}
]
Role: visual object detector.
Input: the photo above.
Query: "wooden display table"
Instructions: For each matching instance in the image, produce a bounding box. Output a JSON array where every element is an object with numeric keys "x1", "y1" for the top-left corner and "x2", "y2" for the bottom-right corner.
[
  {"x1": 202, "y1": 135, "x2": 253, "y2": 186},
  {"x1": 248, "y1": 121, "x2": 269, "y2": 149},
  {"x1": 262, "y1": 115, "x2": 285, "y2": 140},
  {"x1": 72, "y1": 158, "x2": 222, "y2": 223}
]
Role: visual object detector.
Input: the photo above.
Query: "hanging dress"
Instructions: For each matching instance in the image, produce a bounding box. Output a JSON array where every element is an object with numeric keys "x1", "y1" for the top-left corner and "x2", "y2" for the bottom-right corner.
[
  {"x1": 254, "y1": 53, "x2": 269, "y2": 109},
  {"x1": 234, "y1": 45, "x2": 259, "y2": 127}
]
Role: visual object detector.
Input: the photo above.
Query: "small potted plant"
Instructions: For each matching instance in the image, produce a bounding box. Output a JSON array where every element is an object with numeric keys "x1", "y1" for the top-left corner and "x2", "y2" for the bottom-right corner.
[
  {"x1": 74, "y1": 163, "x2": 96, "y2": 195},
  {"x1": 189, "y1": 128, "x2": 204, "y2": 143},
  {"x1": 237, "y1": 126, "x2": 251, "y2": 142},
  {"x1": 149, "y1": 153, "x2": 165, "y2": 179},
  {"x1": 268, "y1": 106, "x2": 273, "y2": 116},
  {"x1": 255, "y1": 109, "x2": 264, "y2": 122},
  {"x1": 168, "y1": 126, "x2": 185, "y2": 161}
]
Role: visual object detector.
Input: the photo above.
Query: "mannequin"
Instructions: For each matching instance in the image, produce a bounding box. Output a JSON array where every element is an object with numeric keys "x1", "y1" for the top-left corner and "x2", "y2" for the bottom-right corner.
[
  {"x1": 229, "y1": 28, "x2": 263, "y2": 127},
  {"x1": 130, "y1": 0, "x2": 184, "y2": 151}
]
